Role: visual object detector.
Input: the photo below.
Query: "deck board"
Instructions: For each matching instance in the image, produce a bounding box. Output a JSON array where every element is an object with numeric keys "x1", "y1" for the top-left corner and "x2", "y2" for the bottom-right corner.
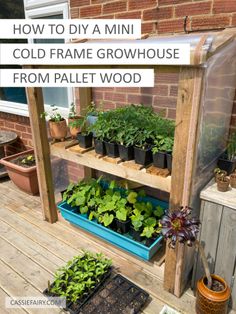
[{"x1": 0, "y1": 179, "x2": 202, "y2": 314}]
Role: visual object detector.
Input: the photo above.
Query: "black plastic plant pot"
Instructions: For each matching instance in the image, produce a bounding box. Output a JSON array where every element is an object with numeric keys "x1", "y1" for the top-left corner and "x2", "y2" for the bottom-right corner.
[
  {"x1": 217, "y1": 158, "x2": 236, "y2": 175},
  {"x1": 153, "y1": 152, "x2": 167, "y2": 169},
  {"x1": 115, "y1": 218, "x2": 131, "y2": 234},
  {"x1": 134, "y1": 147, "x2": 153, "y2": 166},
  {"x1": 104, "y1": 141, "x2": 119, "y2": 158},
  {"x1": 77, "y1": 133, "x2": 93, "y2": 148},
  {"x1": 145, "y1": 237, "x2": 157, "y2": 247},
  {"x1": 130, "y1": 227, "x2": 142, "y2": 242},
  {"x1": 166, "y1": 152, "x2": 173, "y2": 173},
  {"x1": 118, "y1": 144, "x2": 134, "y2": 161},
  {"x1": 94, "y1": 138, "x2": 106, "y2": 156}
]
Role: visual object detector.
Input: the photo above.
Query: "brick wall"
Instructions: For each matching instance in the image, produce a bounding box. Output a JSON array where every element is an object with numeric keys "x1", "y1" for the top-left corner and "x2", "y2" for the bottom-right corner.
[{"x1": 71, "y1": 0, "x2": 236, "y2": 129}]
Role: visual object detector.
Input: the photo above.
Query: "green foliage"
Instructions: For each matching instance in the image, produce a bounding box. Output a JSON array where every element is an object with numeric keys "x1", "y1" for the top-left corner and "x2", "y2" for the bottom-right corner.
[
  {"x1": 90, "y1": 104, "x2": 175, "y2": 148},
  {"x1": 20, "y1": 154, "x2": 35, "y2": 166},
  {"x1": 63, "y1": 178, "x2": 165, "y2": 239},
  {"x1": 152, "y1": 135, "x2": 174, "y2": 154},
  {"x1": 40, "y1": 104, "x2": 64, "y2": 122},
  {"x1": 68, "y1": 102, "x2": 77, "y2": 119},
  {"x1": 49, "y1": 251, "x2": 112, "y2": 303},
  {"x1": 227, "y1": 132, "x2": 236, "y2": 161}
]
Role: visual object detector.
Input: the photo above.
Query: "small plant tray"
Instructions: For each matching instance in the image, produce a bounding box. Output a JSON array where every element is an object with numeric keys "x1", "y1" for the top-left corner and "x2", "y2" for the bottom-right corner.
[
  {"x1": 58, "y1": 201, "x2": 163, "y2": 261},
  {"x1": 43, "y1": 267, "x2": 112, "y2": 313},
  {"x1": 78, "y1": 274, "x2": 150, "y2": 314}
]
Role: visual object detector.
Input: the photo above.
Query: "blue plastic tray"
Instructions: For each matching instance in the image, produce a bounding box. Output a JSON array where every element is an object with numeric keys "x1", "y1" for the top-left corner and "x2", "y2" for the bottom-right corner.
[{"x1": 58, "y1": 197, "x2": 167, "y2": 261}]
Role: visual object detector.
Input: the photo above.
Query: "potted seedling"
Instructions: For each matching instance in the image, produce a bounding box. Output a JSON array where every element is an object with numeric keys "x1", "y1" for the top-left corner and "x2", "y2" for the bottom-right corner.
[
  {"x1": 164, "y1": 137, "x2": 174, "y2": 173},
  {"x1": 68, "y1": 102, "x2": 83, "y2": 139},
  {"x1": 89, "y1": 112, "x2": 107, "y2": 156},
  {"x1": 230, "y1": 170, "x2": 236, "y2": 188},
  {"x1": 115, "y1": 198, "x2": 132, "y2": 234},
  {"x1": 116, "y1": 127, "x2": 136, "y2": 161},
  {"x1": 76, "y1": 115, "x2": 93, "y2": 148},
  {"x1": 102, "y1": 113, "x2": 119, "y2": 158},
  {"x1": 161, "y1": 207, "x2": 231, "y2": 314},
  {"x1": 133, "y1": 129, "x2": 153, "y2": 166},
  {"x1": 217, "y1": 132, "x2": 236, "y2": 174},
  {"x1": 41, "y1": 104, "x2": 67, "y2": 142},
  {"x1": 217, "y1": 174, "x2": 230, "y2": 192},
  {"x1": 0, "y1": 149, "x2": 39, "y2": 195},
  {"x1": 130, "y1": 208, "x2": 145, "y2": 242},
  {"x1": 214, "y1": 167, "x2": 227, "y2": 182},
  {"x1": 152, "y1": 136, "x2": 174, "y2": 169}
]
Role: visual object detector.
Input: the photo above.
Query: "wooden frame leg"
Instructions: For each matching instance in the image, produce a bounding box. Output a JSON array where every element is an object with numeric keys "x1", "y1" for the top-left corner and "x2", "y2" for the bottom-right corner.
[{"x1": 27, "y1": 87, "x2": 58, "y2": 223}]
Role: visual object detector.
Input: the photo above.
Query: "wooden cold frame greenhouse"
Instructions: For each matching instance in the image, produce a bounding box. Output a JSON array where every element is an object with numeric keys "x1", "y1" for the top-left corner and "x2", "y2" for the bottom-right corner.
[{"x1": 26, "y1": 28, "x2": 236, "y2": 298}]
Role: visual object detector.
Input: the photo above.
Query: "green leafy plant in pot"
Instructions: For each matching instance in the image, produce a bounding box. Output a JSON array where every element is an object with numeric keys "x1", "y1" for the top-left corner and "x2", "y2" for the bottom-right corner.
[
  {"x1": 89, "y1": 112, "x2": 107, "y2": 156},
  {"x1": 152, "y1": 136, "x2": 174, "y2": 169},
  {"x1": 41, "y1": 104, "x2": 67, "y2": 142},
  {"x1": 217, "y1": 132, "x2": 236, "y2": 175},
  {"x1": 68, "y1": 102, "x2": 83, "y2": 139},
  {"x1": 161, "y1": 206, "x2": 231, "y2": 314},
  {"x1": 76, "y1": 115, "x2": 93, "y2": 149},
  {"x1": 101, "y1": 111, "x2": 120, "y2": 158},
  {"x1": 133, "y1": 128, "x2": 154, "y2": 166}
]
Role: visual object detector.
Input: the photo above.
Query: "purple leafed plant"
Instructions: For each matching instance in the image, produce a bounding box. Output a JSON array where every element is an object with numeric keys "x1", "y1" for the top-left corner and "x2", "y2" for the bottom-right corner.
[
  {"x1": 160, "y1": 206, "x2": 200, "y2": 249},
  {"x1": 161, "y1": 206, "x2": 212, "y2": 289}
]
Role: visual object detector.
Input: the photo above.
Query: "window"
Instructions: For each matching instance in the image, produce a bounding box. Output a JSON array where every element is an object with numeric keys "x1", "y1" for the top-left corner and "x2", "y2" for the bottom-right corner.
[{"x1": 0, "y1": 0, "x2": 72, "y2": 117}]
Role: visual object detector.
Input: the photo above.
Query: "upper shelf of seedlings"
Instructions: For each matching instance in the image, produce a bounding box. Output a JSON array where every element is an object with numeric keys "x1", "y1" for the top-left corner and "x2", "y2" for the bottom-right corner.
[{"x1": 51, "y1": 105, "x2": 174, "y2": 192}]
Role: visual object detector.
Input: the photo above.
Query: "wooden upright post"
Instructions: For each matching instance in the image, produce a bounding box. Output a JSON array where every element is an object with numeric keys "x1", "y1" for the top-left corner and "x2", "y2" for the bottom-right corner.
[
  {"x1": 164, "y1": 67, "x2": 204, "y2": 296},
  {"x1": 27, "y1": 87, "x2": 58, "y2": 223},
  {"x1": 79, "y1": 87, "x2": 93, "y2": 178}
]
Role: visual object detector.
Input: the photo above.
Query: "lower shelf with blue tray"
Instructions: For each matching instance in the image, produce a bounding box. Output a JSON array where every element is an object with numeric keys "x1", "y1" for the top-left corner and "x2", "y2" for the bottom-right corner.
[{"x1": 58, "y1": 199, "x2": 166, "y2": 261}]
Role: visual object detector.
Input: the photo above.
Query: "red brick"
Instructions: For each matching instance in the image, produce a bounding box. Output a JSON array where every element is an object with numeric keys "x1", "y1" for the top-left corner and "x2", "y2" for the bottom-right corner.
[
  {"x1": 70, "y1": 0, "x2": 90, "y2": 7},
  {"x1": 22, "y1": 133, "x2": 32, "y2": 140},
  {"x1": 213, "y1": 0, "x2": 236, "y2": 14},
  {"x1": 80, "y1": 5, "x2": 102, "y2": 18},
  {"x1": 15, "y1": 124, "x2": 26, "y2": 132},
  {"x1": 129, "y1": 0, "x2": 157, "y2": 11},
  {"x1": 96, "y1": 14, "x2": 114, "y2": 19},
  {"x1": 153, "y1": 107, "x2": 167, "y2": 117},
  {"x1": 5, "y1": 122, "x2": 14, "y2": 129},
  {"x1": 167, "y1": 109, "x2": 176, "y2": 119},
  {"x1": 232, "y1": 14, "x2": 236, "y2": 25},
  {"x1": 169, "y1": 85, "x2": 178, "y2": 97},
  {"x1": 127, "y1": 94, "x2": 153, "y2": 105},
  {"x1": 70, "y1": 8, "x2": 79, "y2": 19},
  {"x1": 191, "y1": 15, "x2": 230, "y2": 30},
  {"x1": 115, "y1": 87, "x2": 140, "y2": 93},
  {"x1": 159, "y1": 0, "x2": 190, "y2": 6},
  {"x1": 153, "y1": 96, "x2": 177, "y2": 108},
  {"x1": 91, "y1": 0, "x2": 111, "y2": 3},
  {"x1": 92, "y1": 90, "x2": 103, "y2": 101},
  {"x1": 158, "y1": 19, "x2": 184, "y2": 34},
  {"x1": 142, "y1": 22, "x2": 156, "y2": 34},
  {"x1": 103, "y1": 1, "x2": 127, "y2": 14},
  {"x1": 155, "y1": 72, "x2": 179, "y2": 84},
  {"x1": 175, "y1": 2, "x2": 211, "y2": 17},
  {"x1": 141, "y1": 85, "x2": 169, "y2": 96},
  {"x1": 116, "y1": 11, "x2": 141, "y2": 19},
  {"x1": 143, "y1": 7, "x2": 173, "y2": 21}
]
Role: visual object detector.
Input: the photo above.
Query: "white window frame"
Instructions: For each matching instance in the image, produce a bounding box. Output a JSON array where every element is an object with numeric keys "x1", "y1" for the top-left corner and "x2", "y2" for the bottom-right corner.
[
  {"x1": 24, "y1": 0, "x2": 67, "y2": 11},
  {"x1": 0, "y1": 1, "x2": 73, "y2": 118}
]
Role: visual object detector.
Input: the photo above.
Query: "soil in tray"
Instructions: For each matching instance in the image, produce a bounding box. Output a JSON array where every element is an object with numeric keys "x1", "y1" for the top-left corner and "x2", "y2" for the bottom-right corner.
[
  {"x1": 78, "y1": 274, "x2": 149, "y2": 314},
  {"x1": 10, "y1": 155, "x2": 36, "y2": 168}
]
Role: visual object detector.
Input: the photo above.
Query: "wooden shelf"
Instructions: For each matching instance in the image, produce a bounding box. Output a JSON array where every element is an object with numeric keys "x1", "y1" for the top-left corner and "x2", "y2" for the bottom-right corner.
[{"x1": 50, "y1": 140, "x2": 171, "y2": 192}]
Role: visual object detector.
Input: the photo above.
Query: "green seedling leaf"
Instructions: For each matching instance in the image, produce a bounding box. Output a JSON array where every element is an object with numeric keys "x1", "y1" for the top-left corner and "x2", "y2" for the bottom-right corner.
[
  {"x1": 154, "y1": 206, "x2": 164, "y2": 217},
  {"x1": 127, "y1": 191, "x2": 138, "y2": 204}
]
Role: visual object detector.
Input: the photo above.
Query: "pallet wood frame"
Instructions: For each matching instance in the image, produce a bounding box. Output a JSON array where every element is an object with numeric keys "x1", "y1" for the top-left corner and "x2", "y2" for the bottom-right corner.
[{"x1": 25, "y1": 29, "x2": 236, "y2": 297}]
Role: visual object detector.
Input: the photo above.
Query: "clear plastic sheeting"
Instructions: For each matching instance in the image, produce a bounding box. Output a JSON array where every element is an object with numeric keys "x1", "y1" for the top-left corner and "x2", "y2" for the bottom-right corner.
[
  {"x1": 51, "y1": 156, "x2": 70, "y2": 194},
  {"x1": 191, "y1": 39, "x2": 236, "y2": 211}
]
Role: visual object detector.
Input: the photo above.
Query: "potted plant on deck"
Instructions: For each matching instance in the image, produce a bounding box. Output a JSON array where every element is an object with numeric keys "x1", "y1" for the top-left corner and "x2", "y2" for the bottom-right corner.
[
  {"x1": 76, "y1": 115, "x2": 93, "y2": 149},
  {"x1": 41, "y1": 104, "x2": 67, "y2": 142},
  {"x1": 0, "y1": 149, "x2": 39, "y2": 195},
  {"x1": 152, "y1": 136, "x2": 174, "y2": 169},
  {"x1": 161, "y1": 207, "x2": 231, "y2": 314},
  {"x1": 68, "y1": 102, "x2": 83, "y2": 139}
]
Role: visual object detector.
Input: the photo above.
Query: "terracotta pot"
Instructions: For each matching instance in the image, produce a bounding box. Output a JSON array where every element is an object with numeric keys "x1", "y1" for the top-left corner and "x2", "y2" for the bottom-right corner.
[
  {"x1": 215, "y1": 170, "x2": 227, "y2": 182},
  {"x1": 217, "y1": 177, "x2": 230, "y2": 192},
  {"x1": 49, "y1": 119, "x2": 67, "y2": 141},
  {"x1": 0, "y1": 149, "x2": 39, "y2": 195},
  {"x1": 230, "y1": 173, "x2": 236, "y2": 188},
  {"x1": 196, "y1": 275, "x2": 231, "y2": 314},
  {"x1": 68, "y1": 117, "x2": 83, "y2": 139}
]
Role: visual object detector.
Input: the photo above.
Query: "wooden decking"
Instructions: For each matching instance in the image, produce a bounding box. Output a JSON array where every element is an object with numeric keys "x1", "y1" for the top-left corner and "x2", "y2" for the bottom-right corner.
[{"x1": 0, "y1": 178, "x2": 233, "y2": 314}]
